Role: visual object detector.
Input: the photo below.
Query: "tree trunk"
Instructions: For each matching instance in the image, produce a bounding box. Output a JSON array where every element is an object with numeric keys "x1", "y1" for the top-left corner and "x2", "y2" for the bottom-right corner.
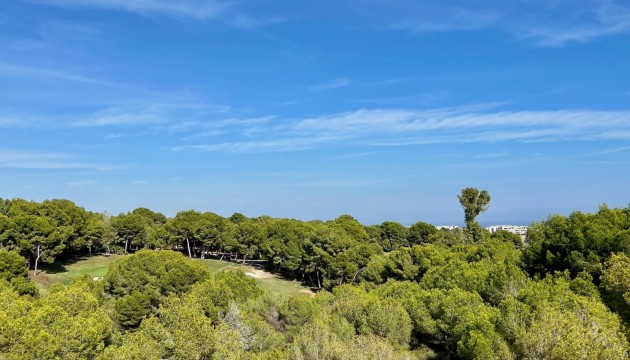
[
  {"x1": 186, "y1": 238, "x2": 192, "y2": 258},
  {"x1": 124, "y1": 239, "x2": 129, "y2": 254},
  {"x1": 34, "y1": 244, "x2": 42, "y2": 276},
  {"x1": 88, "y1": 245, "x2": 92, "y2": 257},
  {"x1": 317, "y1": 270, "x2": 321, "y2": 289},
  {"x1": 201, "y1": 244, "x2": 205, "y2": 259},
  {"x1": 242, "y1": 253, "x2": 247, "y2": 264},
  {"x1": 352, "y1": 267, "x2": 365, "y2": 283}
]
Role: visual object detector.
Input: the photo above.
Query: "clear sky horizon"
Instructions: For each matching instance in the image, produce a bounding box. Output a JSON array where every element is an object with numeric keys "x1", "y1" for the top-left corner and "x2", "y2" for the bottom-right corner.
[{"x1": 1, "y1": 0, "x2": 630, "y2": 226}]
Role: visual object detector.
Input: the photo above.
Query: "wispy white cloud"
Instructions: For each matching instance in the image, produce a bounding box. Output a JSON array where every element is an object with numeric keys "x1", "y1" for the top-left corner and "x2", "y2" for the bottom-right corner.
[
  {"x1": 0, "y1": 100, "x2": 236, "y2": 136},
  {"x1": 0, "y1": 150, "x2": 74, "y2": 169},
  {"x1": 165, "y1": 116, "x2": 273, "y2": 135},
  {"x1": 0, "y1": 114, "x2": 35, "y2": 128},
  {"x1": 74, "y1": 106, "x2": 169, "y2": 127},
  {"x1": 351, "y1": 91, "x2": 449, "y2": 106},
  {"x1": 0, "y1": 101, "x2": 231, "y2": 129},
  {"x1": 0, "y1": 62, "x2": 117, "y2": 86},
  {"x1": 67, "y1": 179, "x2": 97, "y2": 187},
  {"x1": 474, "y1": 152, "x2": 509, "y2": 159},
  {"x1": 310, "y1": 78, "x2": 351, "y2": 91},
  {"x1": 0, "y1": 60, "x2": 233, "y2": 130},
  {"x1": 0, "y1": 149, "x2": 130, "y2": 170},
  {"x1": 295, "y1": 108, "x2": 630, "y2": 137},
  {"x1": 28, "y1": 0, "x2": 227, "y2": 20},
  {"x1": 520, "y1": 0, "x2": 630, "y2": 46},
  {"x1": 389, "y1": 3, "x2": 499, "y2": 32},
  {"x1": 359, "y1": 0, "x2": 630, "y2": 46},
  {"x1": 587, "y1": 146, "x2": 630, "y2": 156},
  {"x1": 104, "y1": 133, "x2": 132, "y2": 139},
  {"x1": 334, "y1": 151, "x2": 381, "y2": 159},
  {"x1": 173, "y1": 106, "x2": 630, "y2": 153},
  {"x1": 173, "y1": 136, "x2": 341, "y2": 153},
  {"x1": 519, "y1": 4, "x2": 630, "y2": 46},
  {"x1": 367, "y1": 78, "x2": 411, "y2": 86},
  {"x1": 24, "y1": 0, "x2": 630, "y2": 45}
]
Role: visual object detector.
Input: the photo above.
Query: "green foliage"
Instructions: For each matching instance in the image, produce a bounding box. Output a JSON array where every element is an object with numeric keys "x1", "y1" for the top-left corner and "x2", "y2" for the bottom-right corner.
[
  {"x1": 458, "y1": 188, "x2": 491, "y2": 243},
  {"x1": 379, "y1": 221, "x2": 409, "y2": 251},
  {"x1": 111, "y1": 213, "x2": 148, "y2": 253},
  {"x1": 330, "y1": 215, "x2": 370, "y2": 243},
  {"x1": 419, "y1": 288, "x2": 510, "y2": 357},
  {"x1": 515, "y1": 301, "x2": 628, "y2": 359},
  {"x1": 0, "y1": 249, "x2": 38, "y2": 296},
  {"x1": 280, "y1": 296, "x2": 320, "y2": 328},
  {"x1": 458, "y1": 188, "x2": 491, "y2": 225},
  {"x1": 159, "y1": 296, "x2": 216, "y2": 359},
  {"x1": 569, "y1": 271, "x2": 600, "y2": 299},
  {"x1": 3, "y1": 197, "x2": 630, "y2": 359},
  {"x1": 0, "y1": 248, "x2": 27, "y2": 278},
  {"x1": 601, "y1": 252, "x2": 630, "y2": 321},
  {"x1": 363, "y1": 244, "x2": 463, "y2": 284},
  {"x1": 524, "y1": 205, "x2": 630, "y2": 278},
  {"x1": 216, "y1": 269, "x2": 265, "y2": 303},
  {"x1": 0, "y1": 280, "x2": 113, "y2": 360},
  {"x1": 408, "y1": 221, "x2": 438, "y2": 245},
  {"x1": 0, "y1": 249, "x2": 39, "y2": 296},
  {"x1": 491, "y1": 230, "x2": 522, "y2": 248},
  {"x1": 115, "y1": 291, "x2": 151, "y2": 329},
  {"x1": 427, "y1": 228, "x2": 466, "y2": 247},
  {"x1": 364, "y1": 240, "x2": 527, "y2": 306},
  {"x1": 262, "y1": 219, "x2": 309, "y2": 272},
  {"x1": 289, "y1": 318, "x2": 337, "y2": 360},
  {"x1": 330, "y1": 285, "x2": 413, "y2": 347},
  {"x1": 10, "y1": 276, "x2": 39, "y2": 297},
  {"x1": 514, "y1": 274, "x2": 630, "y2": 359},
  {"x1": 104, "y1": 250, "x2": 210, "y2": 301},
  {"x1": 99, "y1": 326, "x2": 165, "y2": 360},
  {"x1": 186, "y1": 269, "x2": 264, "y2": 322}
]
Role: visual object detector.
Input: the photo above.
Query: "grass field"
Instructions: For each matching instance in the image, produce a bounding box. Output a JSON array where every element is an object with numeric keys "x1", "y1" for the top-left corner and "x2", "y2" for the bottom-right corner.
[
  {"x1": 31, "y1": 255, "x2": 122, "y2": 291},
  {"x1": 31, "y1": 254, "x2": 312, "y2": 297},
  {"x1": 198, "y1": 259, "x2": 313, "y2": 296}
]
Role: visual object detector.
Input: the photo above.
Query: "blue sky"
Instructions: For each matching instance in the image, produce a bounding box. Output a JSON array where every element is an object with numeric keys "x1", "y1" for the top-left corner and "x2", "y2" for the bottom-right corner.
[{"x1": 1, "y1": 0, "x2": 630, "y2": 225}]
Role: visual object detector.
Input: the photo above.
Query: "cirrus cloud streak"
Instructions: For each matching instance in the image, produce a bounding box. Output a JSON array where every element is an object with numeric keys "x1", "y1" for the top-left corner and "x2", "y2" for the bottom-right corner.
[{"x1": 174, "y1": 107, "x2": 630, "y2": 153}]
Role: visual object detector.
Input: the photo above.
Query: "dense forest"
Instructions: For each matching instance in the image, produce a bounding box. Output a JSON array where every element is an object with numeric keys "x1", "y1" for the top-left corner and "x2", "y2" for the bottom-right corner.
[{"x1": 1, "y1": 191, "x2": 629, "y2": 359}]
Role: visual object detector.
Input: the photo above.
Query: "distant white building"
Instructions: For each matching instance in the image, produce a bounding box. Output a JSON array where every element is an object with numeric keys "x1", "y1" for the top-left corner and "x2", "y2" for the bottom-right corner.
[
  {"x1": 435, "y1": 225, "x2": 461, "y2": 231},
  {"x1": 485, "y1": 225, "x2": 528, "y2": 236}
]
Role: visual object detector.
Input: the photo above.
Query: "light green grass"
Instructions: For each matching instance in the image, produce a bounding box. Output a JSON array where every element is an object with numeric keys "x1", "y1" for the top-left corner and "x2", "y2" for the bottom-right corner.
[
  {"x1": 33, "y1": 255, "x2": 312, "y2": 297},
  {"x1": 32, "y1": 255, "x2": 122, "y2": 291},
  {"x1": 256, "y1": 277, "x2": 310, "y2": 297},
  {"x1": 198, "y1": 258, "x2": 234, "y2": 272},
  {"x1": 197, "y1": 259, "x2": 312, "y2": 297}
]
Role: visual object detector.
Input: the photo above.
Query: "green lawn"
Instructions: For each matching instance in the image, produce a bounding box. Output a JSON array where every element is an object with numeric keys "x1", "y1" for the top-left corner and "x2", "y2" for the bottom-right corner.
[
  {"x1": 32, "y1": 255, "x2": 122, "y2": 291},
  {"x1": 197, "y1": 258, "x2": 313, "y2": 297},
  {"x1": 32, "y1": 255, "x2": 312, "y2": 297}
]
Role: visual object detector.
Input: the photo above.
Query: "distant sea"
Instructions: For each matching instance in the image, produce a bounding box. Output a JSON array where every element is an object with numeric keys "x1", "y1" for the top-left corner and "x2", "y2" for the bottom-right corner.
[
  {"x1": 479, "y1": 220, "x2": 533, "y2": 227},
  {"x1": 413, "y1": 220, "x2": 534, "y2": 227}
]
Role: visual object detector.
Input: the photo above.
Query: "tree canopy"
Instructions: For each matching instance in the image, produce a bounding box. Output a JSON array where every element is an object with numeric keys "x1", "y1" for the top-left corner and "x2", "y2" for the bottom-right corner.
[{"x1": 1, "y1": 196, "x2": 630, "y2": 359}]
